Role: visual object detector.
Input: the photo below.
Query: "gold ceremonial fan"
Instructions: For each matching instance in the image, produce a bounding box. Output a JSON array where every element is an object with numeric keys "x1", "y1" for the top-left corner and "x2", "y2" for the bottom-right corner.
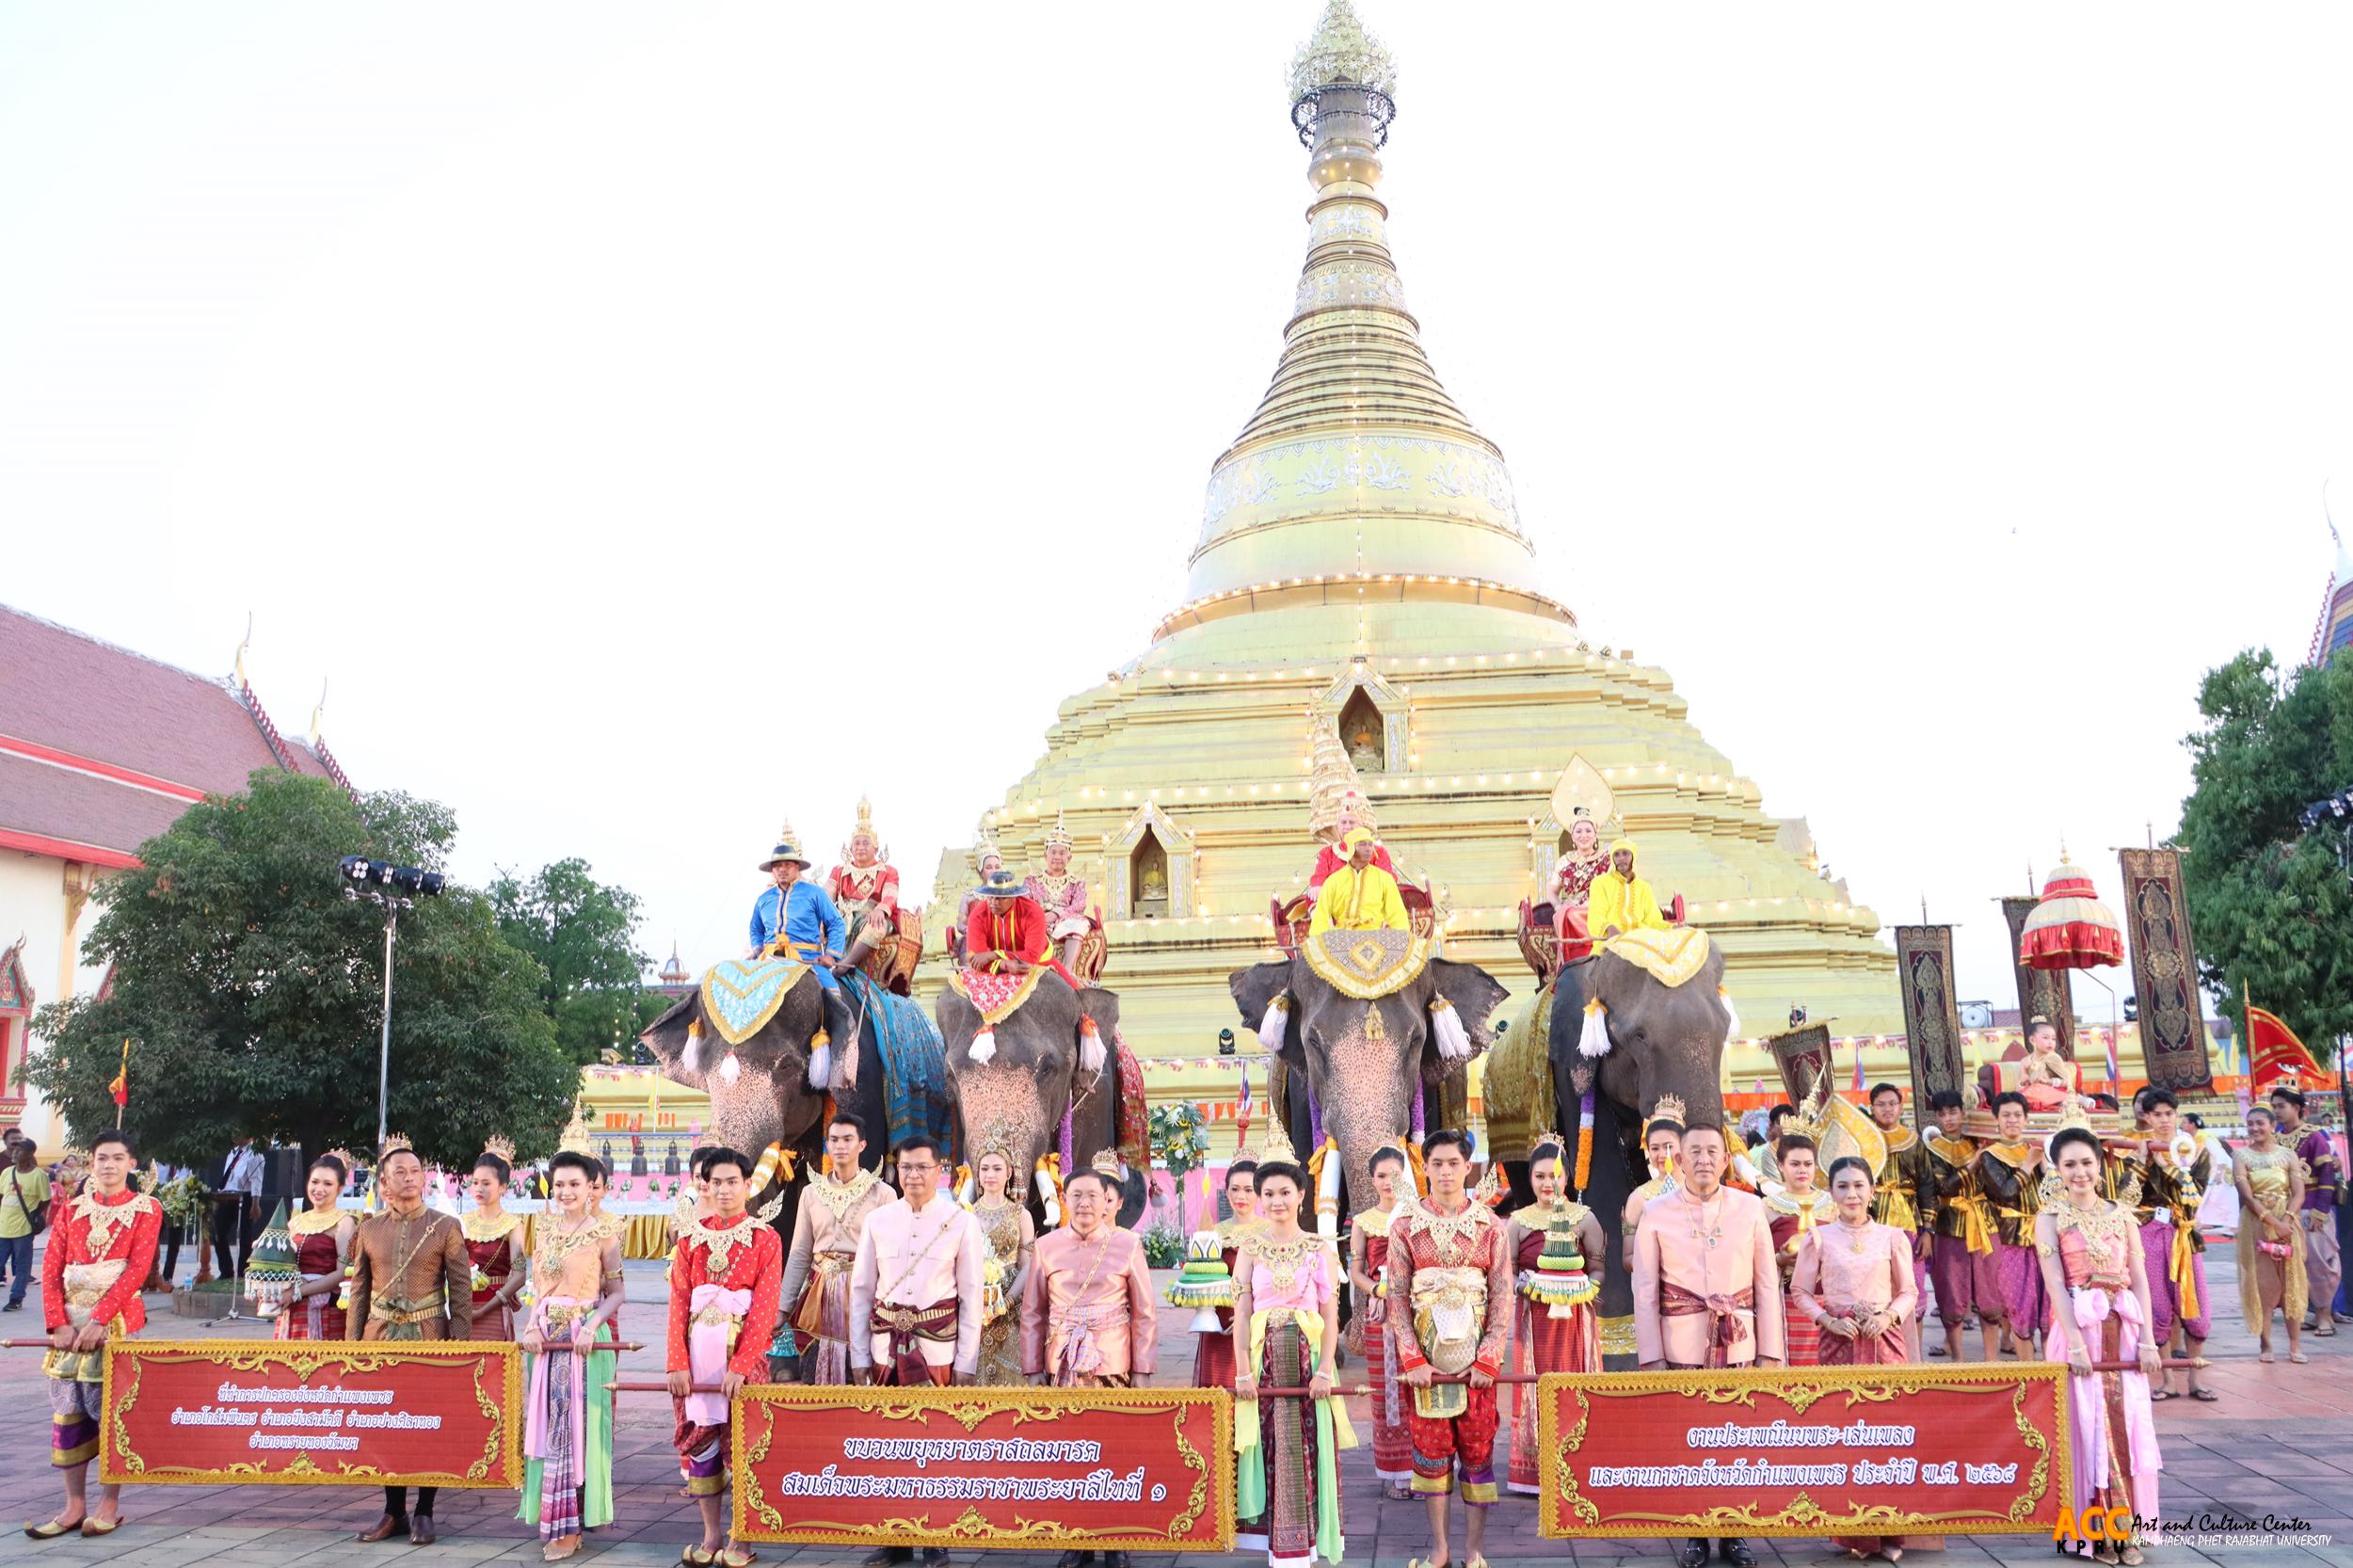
[{"x1": 1549, "y1": 754, "x2": 1617, "y2": 833}]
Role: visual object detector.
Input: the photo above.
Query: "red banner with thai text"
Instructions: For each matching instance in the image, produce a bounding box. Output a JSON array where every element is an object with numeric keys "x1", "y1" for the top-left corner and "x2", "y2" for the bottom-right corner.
[
  {"x1": 732, "y1": 1385, "x2": 1233, "y2": 1550},
  {"x1": 99, "y1": 1340, "x2": 521, "y2": 1488},
  {"x1": 1537, "y1": 1365, "x2": 2069, "y2": 1538}
]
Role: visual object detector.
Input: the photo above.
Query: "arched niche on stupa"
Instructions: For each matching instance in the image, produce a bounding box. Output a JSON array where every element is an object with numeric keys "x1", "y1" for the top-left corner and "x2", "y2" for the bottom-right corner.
[
  {"x1": 1107, "y1": 802, "x2": 1196, "y2": 920},
  {"x1": 1315, "y1": 664, "x2": 1408, "y2": 776}
]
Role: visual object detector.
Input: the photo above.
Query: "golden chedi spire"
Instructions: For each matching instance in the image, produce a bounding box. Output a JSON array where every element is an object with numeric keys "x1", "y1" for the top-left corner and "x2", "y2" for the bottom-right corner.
[{"x1": 1162, "y1": 2, "x2": 1568, "y2": 653}]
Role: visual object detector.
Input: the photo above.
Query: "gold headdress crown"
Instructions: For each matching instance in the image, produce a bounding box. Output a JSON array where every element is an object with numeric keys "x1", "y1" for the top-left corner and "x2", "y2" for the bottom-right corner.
[
  {"x1": 481, "y1": 1135, "x2": 516, "y2": 1163},
  {"x1": 1091, "y1": 1148, "x2": 1123, "y2": 1178},
  {"x1": 325, "y1": 1148, "x2": 358, "y2": 1171},
  {"x1": 844, "y1": 796, "x2": 887, "y2": 860},
  {"x1": 1528, "y1": 1125, "x2": 1565, "y2": 1160},
  {"x1": 1646, "y1": 1094, "x2": 1688, "y2": 1129},
  {"x1": 972, "y1": 1122, "x2": 1021, "y2": 1165},
  {"x1": 1045, "y1": 810, "x2": 1075, "y2": 852},
  {"x1": 973, "y1": 836, "x2": 1002, "y2": 869},
  {"x1": 1258, "y1": 1116, "x2": 1300, "y2": 1165},
  {"x1": 379, "y1": 1132, "x2": 414, "y2": 1160}
]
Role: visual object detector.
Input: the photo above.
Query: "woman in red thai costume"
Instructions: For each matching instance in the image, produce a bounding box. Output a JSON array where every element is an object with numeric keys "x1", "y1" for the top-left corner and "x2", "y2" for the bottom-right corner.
[
  {"x1": 2233, "y1": 1104, "x2": 2307, "y2": 1365},
  {"x1": 465, "y1": 1144, "x2": 525, "y2": 1340},
  {"x1": 1347, "y1": 1144, "x2": 1414, "y2": 1499},
  {"x1": 1231, "y1": 1160, "x2": 1349, "y2": 1568},
  {"x1": 2038, "y1": 1124, "x2": 2163, "y2": 1564},
  {"x1": 1189, "y1": 1160, "x2": 1260, "y2": 1390},
  {"x1": 1793, "y1": 1155, "x2": 1920, "y2": 1563},
  {"x1": 1550, "y1": 811, "x2": 1610, "y2": 959},
  {"x1": 278, "y1": 1154, "x2": 357, "y2": 1342},
  {"x1": 1764, "y1": 1135, "x2": 1835, "y2": 1367},
  {"x1": 1307, "y1": 794, "x2": 1395, "y2": 895},
  {"x1": 1505, "y1": 1137, "x2": 1599, "y2": 1496}
]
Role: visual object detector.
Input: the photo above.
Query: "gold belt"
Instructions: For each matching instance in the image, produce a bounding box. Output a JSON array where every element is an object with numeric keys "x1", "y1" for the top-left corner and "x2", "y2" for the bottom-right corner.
[
  {"x1": 693, "y1": 1303, "x2": 744, "y2": 1329},
  {"x1": 370, "y1": 1301, "x2": 440, "y2": 1326},
  {"x1": 813, "y1": 1252, "x2": 854, "y2": 1274}
]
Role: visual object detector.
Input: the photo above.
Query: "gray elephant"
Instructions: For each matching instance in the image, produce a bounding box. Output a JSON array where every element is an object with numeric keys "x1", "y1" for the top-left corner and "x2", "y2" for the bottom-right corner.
[
  {"x1": 1228, "y1": 951, "x2": 1509, "y2": 1227},
  {"x1": 936, "y1": 975, "x2": 1126, "y2": 1205},
  {"x1": 1543, "y1": 944, "x2": 1733, "y2": 1340}
]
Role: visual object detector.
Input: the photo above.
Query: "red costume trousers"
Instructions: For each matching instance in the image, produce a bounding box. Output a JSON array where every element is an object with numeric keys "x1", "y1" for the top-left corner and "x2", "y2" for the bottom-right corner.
[{"x1": 1407, "y1": 1384, "x2": 1499, "y2": 1503}]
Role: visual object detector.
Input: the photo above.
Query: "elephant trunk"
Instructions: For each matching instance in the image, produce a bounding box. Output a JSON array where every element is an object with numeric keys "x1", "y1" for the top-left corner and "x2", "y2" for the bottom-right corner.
[{"x1": 1311, "y1": 1036, "x2": 1419, "y2": 1238}]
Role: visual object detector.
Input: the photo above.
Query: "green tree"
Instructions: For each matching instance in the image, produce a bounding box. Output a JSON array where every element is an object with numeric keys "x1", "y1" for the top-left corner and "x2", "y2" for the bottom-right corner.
[
  {"x1": 24, "y1": 770, "x2": 577, "y2": 1168},
  {"x1": 486, "y1": 857, "x2": 665, "y2": 1065},
  {"x1": 2177, "y1": 648, "x2": 2353, "y2": 1057}
]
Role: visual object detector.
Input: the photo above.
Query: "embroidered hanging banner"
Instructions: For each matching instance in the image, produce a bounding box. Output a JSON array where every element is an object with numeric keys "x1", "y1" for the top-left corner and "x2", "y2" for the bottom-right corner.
[
  {"x1": 1893, "y1": 925, "x2": 1968, "y2": 1104},
  {"x1": 730, "y1": 1384, "x2": 1233, "y2": 1550},
  {"x1": 99, "y1": 1340, "x2": 521, "y2": 1488},
  {"x1": 1999, "y1": 896, "x2": 2077, "y2": 1055},
  {"x1": 702, "y1": 958, "x2": 812, "y2": 1047},
  {"x1": 1303, "y1": 928, "x2": 1429, "y2": 1000},
  {"x1": 2118, "y1": 849, "x2": 2214, "y2": 1093},
  {"x1": 1535, "y1": 1365, "x2": 2068, "y2": 1539},
  {"x1": 1764, "y1": 1023, "x2": 1833, "y2": 1104}
]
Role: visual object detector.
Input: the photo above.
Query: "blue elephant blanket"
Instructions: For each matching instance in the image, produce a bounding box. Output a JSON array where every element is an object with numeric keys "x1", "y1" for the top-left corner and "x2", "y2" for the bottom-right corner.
[{"x1": 840, "y1": 969, "x2": 957, "y2": 1157}]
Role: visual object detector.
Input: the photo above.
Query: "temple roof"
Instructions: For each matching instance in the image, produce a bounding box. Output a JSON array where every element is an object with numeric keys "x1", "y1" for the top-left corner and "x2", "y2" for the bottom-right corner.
[
  {"x1": 0, "y1": 603, "x2": 336, "y2": 864},
  {"x1": 1167, "y1": 2, "x2": 1561, "y2": 648}
]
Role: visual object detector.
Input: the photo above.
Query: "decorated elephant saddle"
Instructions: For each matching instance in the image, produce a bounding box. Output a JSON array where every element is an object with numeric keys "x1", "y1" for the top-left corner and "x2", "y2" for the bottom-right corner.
[
  {"x1": 946, "y1": 965, "x2": 1048, "y2": 1027},
  {"x1": 1596, "y1": 925, "x2": 1711, "y2": 988},
  {"x1": 1304, "y1": 927, "x2": 1430, "y2": 1000},
  {"x1": 700, "y1": 957, "x2": 811, "y2": 1046}
]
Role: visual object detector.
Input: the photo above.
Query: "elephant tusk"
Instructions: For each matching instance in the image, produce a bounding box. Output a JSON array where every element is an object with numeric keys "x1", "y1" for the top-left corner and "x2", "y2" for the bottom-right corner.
[{"x1": 1718, "y1": 984, "x2": 1740, "y2": 1048}]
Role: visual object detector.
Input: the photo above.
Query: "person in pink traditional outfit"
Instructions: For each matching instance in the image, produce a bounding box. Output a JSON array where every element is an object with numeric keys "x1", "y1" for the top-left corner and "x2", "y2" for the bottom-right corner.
[
  {"x1": 1388, "y1": 1130, "x2": 1513, "y2": 1568},
  {"x1": 1346, "y1": 1144, "x2": 1414, "y2": 1500},
  {"x1": 777, "y1": 1114, "x2": 892, "y2": 1384},
  {"x1": 278, "y1": 1154, "x2": 357, "y2": 1342},
  {"x1": 1026, "y1": 815, "x2": 1096, "y2": 972},
  {"x1": 31, "y1": 1129, "x2": 162, "y2": 1543},
  {"x1": 2018, "y1": 1017, "x2": 2076, "y2": 1112},
  {"x1": 1634, "y1": 1122, "x2": 1785, "y2": 1568},
  {"x1": 1504, "y1": 1138, "x2": 1599, "y2": 1496},
  {"x1": 1231, "y1": 1159, "x2": 1347, "y2": 1568},
  {"x1": 665, "y1": 1146, "x2": 784, "y2": 1568},
  {"x1": 1305, "y1": 795, "x2": 1396, "y2": 894},
  {"x1": 851, "y1": 1134, "x2": 985, "y2": 1568},
  {"x1": 2039, "y1": 1125, "x2": 2164, "y2": 1564},
  {"x1": 1793, "y1": 1156, "x2": 1920, "y2": 1562},
  {"x1": 520, "y1": 1151, "x2": 625, "y2": 1561}
]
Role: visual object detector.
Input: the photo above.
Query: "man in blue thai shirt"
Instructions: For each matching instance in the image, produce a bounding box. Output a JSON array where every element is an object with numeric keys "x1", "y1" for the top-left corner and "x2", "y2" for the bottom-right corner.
[{"x1": 747, "y1": 827, "x2": 853, "y2": 1088}]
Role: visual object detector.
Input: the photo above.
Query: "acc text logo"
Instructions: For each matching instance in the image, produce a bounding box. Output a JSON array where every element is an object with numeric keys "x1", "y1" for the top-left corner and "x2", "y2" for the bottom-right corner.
[{"x1": 2052, "y1": 1506, "x2": 2137, "y2": 1543}]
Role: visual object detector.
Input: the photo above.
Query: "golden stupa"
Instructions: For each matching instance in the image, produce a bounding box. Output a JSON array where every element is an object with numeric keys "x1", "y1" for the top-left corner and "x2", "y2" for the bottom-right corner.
[{"x1": 921, "y1": 2, "x2": 1900, "y2": 1100}]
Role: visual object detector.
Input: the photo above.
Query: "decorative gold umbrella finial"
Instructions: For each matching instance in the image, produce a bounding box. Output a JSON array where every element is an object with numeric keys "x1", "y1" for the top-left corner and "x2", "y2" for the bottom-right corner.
[{"x1": 1288, "y1": 0, "x2": 1397, "y2": 104}]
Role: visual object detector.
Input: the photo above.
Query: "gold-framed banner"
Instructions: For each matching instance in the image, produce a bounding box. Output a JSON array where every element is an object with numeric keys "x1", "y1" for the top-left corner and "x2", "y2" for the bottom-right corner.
[
  {"x1": 1893, "y1": 924, "x2": 1967, "y2": 1104},
  {"x1": 1535, "y1": 1363, "x2": 2068, "y2": 1539},
  {"x1": 2119, "y1": 848, "x2": 2214, "y2": 1093},
  {"x1": 99, "y1": 1339, "x2": 522, "y2": 1489},
  {"x1": 730, "y1": 1384, "x2": 1234, "y2": 1551}
]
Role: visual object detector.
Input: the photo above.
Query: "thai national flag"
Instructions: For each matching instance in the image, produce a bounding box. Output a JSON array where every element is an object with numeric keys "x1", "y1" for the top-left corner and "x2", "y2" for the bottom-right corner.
[
  {"x1": 2104, "y1": 1031, "x2": 2120, "y2": 1089},
  {"x1": 1851, "y1": 1037, "x2": 1865, "y2": 1092}
]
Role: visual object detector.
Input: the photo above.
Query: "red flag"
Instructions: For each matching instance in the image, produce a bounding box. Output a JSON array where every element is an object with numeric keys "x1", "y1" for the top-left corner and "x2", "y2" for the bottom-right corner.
[
  {"x1": 108, "y1": 1037, "x2": 130, "y2": 1108},
  {"x1": 2246, "y1": 1001, "x2": 2328, "y2": 1096}
]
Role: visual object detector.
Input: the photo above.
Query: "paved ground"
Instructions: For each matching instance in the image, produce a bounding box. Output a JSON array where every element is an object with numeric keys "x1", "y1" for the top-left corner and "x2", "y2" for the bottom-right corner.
[{"x1": 0, "y1": 1250, "x2": 2342, "y2": 1567}]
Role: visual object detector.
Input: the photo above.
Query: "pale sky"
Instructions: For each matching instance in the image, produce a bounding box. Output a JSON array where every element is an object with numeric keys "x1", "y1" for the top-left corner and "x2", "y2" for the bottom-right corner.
[{"x1": 6, "y1": 3, "x2": 2349, "y2": 1017}]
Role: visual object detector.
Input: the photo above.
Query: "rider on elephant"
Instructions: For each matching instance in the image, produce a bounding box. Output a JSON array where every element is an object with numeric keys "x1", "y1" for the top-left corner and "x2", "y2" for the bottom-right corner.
[
  {"x1": 962, "y1": 868, "x2": 1081, "y2": 990},
  {"x1": 1308, "y1": 791, "x2": 1396, "y2": 895},
  {"x1": 1551, "y1": 810, "x2": 1609, "y2": 960},
  {"x1": 1308, "y1": 828, "x2": 1408, "y2": 936},
  {"x1": 825, "y1": 797, "x2": 903, "y2": 953},
  {"x1": 748, "y1": 826, "x2": 856, "y2": 1084},
  {"x1": 1587, "y1": 840, "x2": 1672, "y2": 942},
  {"x1": 1025, "y1": 816, "x2": 1092, "y2": 972}
]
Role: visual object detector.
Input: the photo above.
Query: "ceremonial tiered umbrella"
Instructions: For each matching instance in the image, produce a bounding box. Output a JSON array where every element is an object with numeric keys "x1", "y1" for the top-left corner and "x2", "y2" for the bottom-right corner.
[{"x1": 2017, "y1": 856, "x2": 2124, "y2": 970}]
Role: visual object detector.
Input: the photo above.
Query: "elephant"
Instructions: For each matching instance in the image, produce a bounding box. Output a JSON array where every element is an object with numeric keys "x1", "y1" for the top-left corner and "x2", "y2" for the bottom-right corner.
[
  {"x1": 935, "y1": 973, "x2": 1124, "y2": 1209},
  {"x1": 1227, "y1": 952, "x2": 1509, "y2": 1236},
  {"x1": 1542, "y1": 943, "x2": 1734, "y2": 1348},
  {"x1": 641, "y1": 968, "x2": 902, "y2": 1241}
]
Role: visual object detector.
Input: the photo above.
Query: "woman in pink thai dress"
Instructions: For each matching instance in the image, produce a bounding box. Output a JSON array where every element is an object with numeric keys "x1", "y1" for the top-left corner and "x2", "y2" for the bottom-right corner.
[
  {"x1": 1793, "y1": 1156, "x2": 1920, "y2": 1561},
  {"x1": 2037, "y1": 1126, "x2": 2163, "y2": 1565},
  {"x1": 518, "y1": 1150, "x2": 626, "y2": 1561},
  {"x1": 1231, "y1": 1161, "x2": 1347, "y2": 1568}
]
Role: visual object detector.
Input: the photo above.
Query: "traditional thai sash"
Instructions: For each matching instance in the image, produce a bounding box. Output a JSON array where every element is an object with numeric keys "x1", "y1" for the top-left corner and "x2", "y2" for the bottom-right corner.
[
  {"x1": 1234, "y1": 1306, "x2": 1357, "y2": 1568},
  {"x1": 793, "y1": 1251, "x2": 856, "y2": 1339},
  {"x1": 1048, "y1": 1301, "x2": 1128, "y2": 1382},
  {"x1": 526, "y1": 1295, "x2": 597, "y2": 1543},
  {"x1": 1407, "y1": 1265, "x2": 1487, "y2": 1419},
  {"x1": 41, "y1": 1260, "x2": 127, "y2": 1384},
  {"x1": 686, "y1": 1283, "x2": 751, "y2": 1425},
  {"x1": 873, "y1": 1300, "x2": 960, "y2": 1386},
  {"x1": 1660, "y1": 1281, "x2": 1754, "y2": 1368}
]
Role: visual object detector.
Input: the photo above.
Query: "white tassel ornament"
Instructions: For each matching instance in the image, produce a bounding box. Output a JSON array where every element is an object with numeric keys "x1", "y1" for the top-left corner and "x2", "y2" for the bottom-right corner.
[
  {"x1": 806, "y1": 1029, "x2": 832, "y2": 1091},
  {"x1": 1258, "y1": 995, "x2": 1290, "y2": 1051},
  {"x1": 1578, "y1": 999, "x2": 1614, "y2": 1060},
  {"x1": 969, "y1": 1027, "x2": 997, "y2": 1064},
  {"x1": 1429, "y1": 996, "x2": 1473, "y2": 1062},
  {"x1": 1079, "y1": 1016, "x2": 1105, "y2": 1075},
  {"x1": 719, "y1": 1048, "x2": 743, "y2": 1085}
]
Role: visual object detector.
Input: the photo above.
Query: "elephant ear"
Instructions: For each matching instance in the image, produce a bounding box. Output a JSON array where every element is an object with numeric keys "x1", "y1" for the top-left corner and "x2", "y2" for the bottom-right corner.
[
  {"x1": 1228, "y1": 960, "x2": 1305, "y2": 1070},
  {"x1": 1426, "y1": 958, "x2": 1510, "y2": 1069},
  {"x1": 641, "y1": 994, "x2": 708, "y2": 1089}
]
